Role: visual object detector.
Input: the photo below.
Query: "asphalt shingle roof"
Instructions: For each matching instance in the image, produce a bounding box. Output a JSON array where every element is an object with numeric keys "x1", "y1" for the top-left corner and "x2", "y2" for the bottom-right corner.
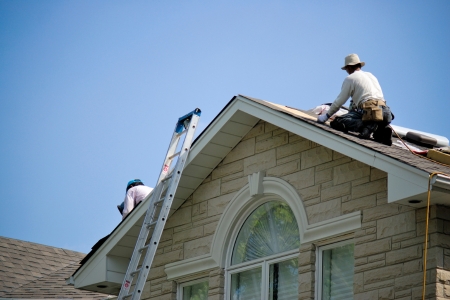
[
  {"x1": 242, "y1": 95, "x2": 450, "y2": 176},
  {"x1": 0, "y1": 236, "x2": 110, "y2": 299}
]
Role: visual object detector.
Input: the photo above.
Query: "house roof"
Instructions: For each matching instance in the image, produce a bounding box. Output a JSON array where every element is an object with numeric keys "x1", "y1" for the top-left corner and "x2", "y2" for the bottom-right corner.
[
  {"x1": 0, "y1": 236, "x2": 111, "y2": 299},
  {"x1": 242, "y1": 95, "x2": 450, "y2": 175},
  {"x1": 70, "y1": 94, "x2": 450, "y2": 294}
]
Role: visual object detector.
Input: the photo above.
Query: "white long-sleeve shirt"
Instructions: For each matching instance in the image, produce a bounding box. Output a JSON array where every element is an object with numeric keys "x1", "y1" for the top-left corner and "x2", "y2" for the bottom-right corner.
[
  {"x1": 328, "y1": 70, "x2": 384, "y2": 116},
  {"x1": 122, "y1": 185, "x2": 153, "y2": 220}
]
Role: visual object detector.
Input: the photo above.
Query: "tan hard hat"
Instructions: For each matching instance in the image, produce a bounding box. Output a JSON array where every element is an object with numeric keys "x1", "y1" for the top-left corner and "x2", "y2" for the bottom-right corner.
[{"x1": 341, "y1": 53, "x2": 365, "y2": 70}]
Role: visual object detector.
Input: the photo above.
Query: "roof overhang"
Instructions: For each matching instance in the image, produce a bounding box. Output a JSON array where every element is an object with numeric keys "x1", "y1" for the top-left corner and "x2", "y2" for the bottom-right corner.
[{"x1": 70, "y1": 95, "x2": 450, "y2": 294}]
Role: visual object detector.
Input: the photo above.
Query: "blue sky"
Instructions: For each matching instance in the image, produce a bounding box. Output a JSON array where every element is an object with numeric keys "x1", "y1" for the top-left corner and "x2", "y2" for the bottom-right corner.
[{"x1": 1, "y1": 1, "x2": 449, "y2": 253}]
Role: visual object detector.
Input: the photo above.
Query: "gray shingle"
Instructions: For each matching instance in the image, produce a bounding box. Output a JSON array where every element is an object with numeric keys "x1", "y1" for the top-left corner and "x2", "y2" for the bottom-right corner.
[{"x1": 0, "y1": 236, "x2": 111, "y2": 299}]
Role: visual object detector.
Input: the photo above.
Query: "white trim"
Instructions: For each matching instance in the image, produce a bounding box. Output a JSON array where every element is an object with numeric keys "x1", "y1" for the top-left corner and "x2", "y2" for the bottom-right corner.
[
  {"x1": 165, "y1": 254, "x2": 217, "y2": 281},
  {"x1": 315, "y1": 239, "x2": 354, "y2": 300},
  {"x1": 226, "y1": 249, "x2": 299, "y2": 272},
  {"x1": 248, "y1": 171, "x2": 266, "y2": 197},
  {"x1": 212, "y1": 177, "x2": 308, "y2": 268},
  {"x1": 226, "y1": 252, "x2": 299, "y2": 300},
  {"x1": 303, "y1": 211, "x2": 361, "y2": 244}
]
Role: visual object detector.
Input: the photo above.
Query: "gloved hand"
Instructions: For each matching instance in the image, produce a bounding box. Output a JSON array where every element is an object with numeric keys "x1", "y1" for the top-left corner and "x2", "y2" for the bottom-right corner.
[{"x1": 317, "y1": 113, "x2": 330, "y2": 123}]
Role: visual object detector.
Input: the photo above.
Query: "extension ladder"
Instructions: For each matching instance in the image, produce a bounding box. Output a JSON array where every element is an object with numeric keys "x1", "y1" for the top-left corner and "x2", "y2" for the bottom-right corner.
[{"x1": 118, "y1": 108, "x2": 201, "y2": 300}]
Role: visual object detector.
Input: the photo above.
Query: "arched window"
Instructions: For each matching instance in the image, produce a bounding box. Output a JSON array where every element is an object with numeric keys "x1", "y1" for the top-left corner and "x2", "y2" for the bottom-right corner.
[{"x1": 227, "y1": 201, "x2": 300, "y2": 300}]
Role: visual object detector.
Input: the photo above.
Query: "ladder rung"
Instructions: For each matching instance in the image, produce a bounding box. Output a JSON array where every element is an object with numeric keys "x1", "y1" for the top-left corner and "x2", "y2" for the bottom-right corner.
[
  {"x1": 168, "y1": 151, "x2": 181, "y2": 160},
  {"x1": 146, "y1": 221, "x2": 157, "y2": 229},
  {"x1": 161, "y1": 174, "x2": 173, "y2": 182},
  {"x1": 122, "y1": 294, "x2": 132, "y2": 299},
  {"x1": 155, "y1": 198, "x2": 165, "y2": 205},
  {"x1": 139, "y1": 244, "x2": 149, "y2": 253},
  {"x1": 130, "y1": 268, "x2": 142, "y2": 276},
  {"x1": 177, "y1": 129, "x2": 187, "y2": 136}
]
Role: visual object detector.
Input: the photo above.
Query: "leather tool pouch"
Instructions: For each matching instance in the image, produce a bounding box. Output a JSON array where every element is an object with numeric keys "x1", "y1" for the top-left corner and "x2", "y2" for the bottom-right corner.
[{"x1": 362, "y1": 100, "x2": 384, "y2": 122}]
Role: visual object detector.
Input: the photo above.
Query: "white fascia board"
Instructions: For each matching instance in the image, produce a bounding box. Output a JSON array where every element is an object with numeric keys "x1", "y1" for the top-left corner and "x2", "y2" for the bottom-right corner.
[
  {"x1": 388, "y1": 174, "x2": 429, "y2": 203},
  {"x1": 233, "y1": 96, "x2": 432, "y2": 198},
  {"x1": 73, "y1": 255, "x2": 107, "y2": 289}
]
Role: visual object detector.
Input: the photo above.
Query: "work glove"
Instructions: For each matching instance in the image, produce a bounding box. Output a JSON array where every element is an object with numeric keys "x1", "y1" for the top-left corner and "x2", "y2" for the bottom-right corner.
[{"x1": 317, "y1": 113, "x2": 330, "y2": 123}]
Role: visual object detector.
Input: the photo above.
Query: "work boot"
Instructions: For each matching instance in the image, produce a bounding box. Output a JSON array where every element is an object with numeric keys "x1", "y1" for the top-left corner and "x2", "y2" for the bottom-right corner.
[
  {"x1": 374, "y1": 126, "x2": 392, "y2": 146},
  {"x1": 359, "y1": 127, "x2": 372, "y2": 139},
  {"x1": 359, "y1": 123, "x2": 379, "y2": 140},
  {"x1": 330, "y1": 120, "x2": 348, "y2": 133}
]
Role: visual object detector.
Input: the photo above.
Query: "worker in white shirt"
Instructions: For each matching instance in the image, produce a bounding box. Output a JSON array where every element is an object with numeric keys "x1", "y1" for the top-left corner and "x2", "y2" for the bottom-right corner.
[
  {"x1": 317, "y1": 54, "x2": 394, "y2": 146},
  {"x1": 117, "y1": 179, "x2": 153, "y2": 220}
]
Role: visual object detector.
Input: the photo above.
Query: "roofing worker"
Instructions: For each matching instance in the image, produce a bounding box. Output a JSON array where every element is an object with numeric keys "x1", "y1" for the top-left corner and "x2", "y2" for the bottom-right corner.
[
  {"x1": 118, "y1": 179, "x2": 153, "y2": 220},
  {"x1": 317, "y1": 54, "x2": 394, "y2": 146}
]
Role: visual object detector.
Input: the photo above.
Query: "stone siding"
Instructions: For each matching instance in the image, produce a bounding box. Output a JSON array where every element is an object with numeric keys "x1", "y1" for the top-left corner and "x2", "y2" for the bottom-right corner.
[{"x1": 142, "y1": 121, "x2": 450, "y2": 300}]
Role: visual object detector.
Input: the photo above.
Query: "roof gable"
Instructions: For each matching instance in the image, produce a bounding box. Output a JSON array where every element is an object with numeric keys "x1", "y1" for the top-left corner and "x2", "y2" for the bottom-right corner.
[{"x1": 71, "y1": 95, "x2": 450, "y2": 293}]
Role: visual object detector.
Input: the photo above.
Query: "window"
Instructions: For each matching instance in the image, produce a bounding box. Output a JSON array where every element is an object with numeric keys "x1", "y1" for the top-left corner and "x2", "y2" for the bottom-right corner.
[
  {"x1": 180, "y1": 280, "x2": 208, "y2": 300},
  {"x1": 317, "y1": 241, "x2": 354, "y2": 300},
  {"x1": 227, "y1": 201, "x2": 300, "y2": 300}
]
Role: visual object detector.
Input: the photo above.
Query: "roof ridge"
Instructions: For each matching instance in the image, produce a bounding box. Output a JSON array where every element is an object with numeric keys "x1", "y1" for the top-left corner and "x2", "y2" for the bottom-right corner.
[{"x1": 0, "y1": 235, "x2": 86, "y2": 256}]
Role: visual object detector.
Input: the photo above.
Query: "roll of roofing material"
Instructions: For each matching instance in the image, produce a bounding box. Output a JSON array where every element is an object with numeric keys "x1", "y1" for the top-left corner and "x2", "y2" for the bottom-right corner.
[
  {"x1": 390, "y1": 125, "x2": 449, "y2": 147},
  {"x1": 405, "y1": 132, "x2": 438, "y2": 147}
]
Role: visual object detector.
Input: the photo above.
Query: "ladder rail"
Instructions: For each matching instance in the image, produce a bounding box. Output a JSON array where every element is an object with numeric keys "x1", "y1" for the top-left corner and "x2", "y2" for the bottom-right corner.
[
  {"x1": 129, "y1": 114, "x2": 199, "y2": 299},
  {"x1": 117, "y1": 108, "x2": 200, "y2": 300}
]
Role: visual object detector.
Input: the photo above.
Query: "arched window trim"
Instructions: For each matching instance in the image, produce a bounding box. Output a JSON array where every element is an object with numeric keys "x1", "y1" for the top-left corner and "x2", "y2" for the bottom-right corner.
[
  {"x1": 211, "y1": 175, "x2": 307, "y2": 268},
  {"x1": 210, "y1": 174, "x2": 361, "y2": 269},
  {"x1": 225, "y1": 196, "x2": 300, "y2": 269}
]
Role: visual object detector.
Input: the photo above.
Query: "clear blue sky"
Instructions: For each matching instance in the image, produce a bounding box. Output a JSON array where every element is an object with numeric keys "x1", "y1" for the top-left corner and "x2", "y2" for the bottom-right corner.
[{"x1": 1, "y1": 1, "x2": 449, "y2": 253}]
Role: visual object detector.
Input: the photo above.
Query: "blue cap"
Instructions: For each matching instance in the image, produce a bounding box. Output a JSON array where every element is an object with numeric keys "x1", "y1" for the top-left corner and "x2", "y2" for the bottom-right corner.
[{"x1": 126, "y1": 179, "x2": 143, "y2": 191}]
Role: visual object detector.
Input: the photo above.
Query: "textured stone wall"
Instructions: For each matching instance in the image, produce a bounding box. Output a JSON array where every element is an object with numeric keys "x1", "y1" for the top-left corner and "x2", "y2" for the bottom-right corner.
[
  {"x1": 352, "y1": 204, "x2": 450, "y2": 300},
  {"x1": 141, "y1": 120, "x2": 450, "y2": 300}
]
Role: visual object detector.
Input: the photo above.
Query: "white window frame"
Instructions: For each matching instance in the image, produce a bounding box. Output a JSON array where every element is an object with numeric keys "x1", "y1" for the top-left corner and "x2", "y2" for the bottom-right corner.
[
  {"x1": 224, "y1": 197, "x2": 301, "y2": 300},
  {"x1": 227, "y1": 251, "x2": 299, "y2": 300},
  {"x1": 177, "y1": 278, "x2": 209, "y2": 300},
  {"x1": 315, "y1": 239, "x2": 354, "y2": 300}
]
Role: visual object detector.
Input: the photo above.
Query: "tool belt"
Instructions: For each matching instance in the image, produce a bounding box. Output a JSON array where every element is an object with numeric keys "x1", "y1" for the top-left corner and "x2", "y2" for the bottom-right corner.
[{"x1": 360, "y1": 99, "x2": 386, "y2": 122}]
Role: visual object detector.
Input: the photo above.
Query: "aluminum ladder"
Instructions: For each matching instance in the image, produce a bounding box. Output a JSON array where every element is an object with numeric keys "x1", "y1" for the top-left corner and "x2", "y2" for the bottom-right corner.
[{"x1": 118, "y1": 108, "x2": 201, "y2": 300}]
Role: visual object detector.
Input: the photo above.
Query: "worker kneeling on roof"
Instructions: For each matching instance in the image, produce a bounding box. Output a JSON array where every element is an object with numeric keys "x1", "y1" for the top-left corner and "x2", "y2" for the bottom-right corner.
[
  {"x1": 117, "y1": 179, "x2": 153, "y2": 220},
  {"x1": 317, "y1": 54, "x2": 394, "y2": 146}
]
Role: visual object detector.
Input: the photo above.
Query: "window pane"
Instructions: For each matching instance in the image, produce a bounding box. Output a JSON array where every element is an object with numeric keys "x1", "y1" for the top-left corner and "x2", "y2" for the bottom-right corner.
[
  {"x1": 232, "y1": 202, "x2": 300, "y2": 265},
  {"x1": 322, "y1": 243, "x2": 354, "y2": 300},
  {"x1": 231, "y1": 267, "x2": 262, "y2": 300},
  {"x1": 182, "y1": 281, "x2": 208, "y2": 300},
  {"x1": 269, "y1": 258, "x2": 298, "y2": 300}
]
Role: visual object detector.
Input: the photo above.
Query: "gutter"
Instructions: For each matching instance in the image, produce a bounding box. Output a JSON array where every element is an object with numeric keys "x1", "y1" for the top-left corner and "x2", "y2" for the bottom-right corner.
[{"x1": 432, "y1": 174, "x2": 450, "y2": 191}]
